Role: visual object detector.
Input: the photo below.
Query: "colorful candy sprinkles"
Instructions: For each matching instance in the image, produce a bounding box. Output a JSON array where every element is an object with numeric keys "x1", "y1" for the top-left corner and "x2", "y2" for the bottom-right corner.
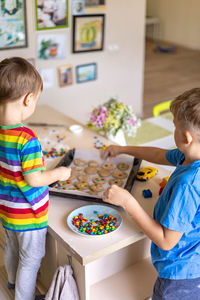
[
  {"x1": 43, "y1": 147, "x2": 67, "y2": 158},
  {"x1": 72, "y1": 212, "x2": 119, "y2": 235},
  {"x1": 93, "y1": 137, "x2": 107, "y2": 150}
]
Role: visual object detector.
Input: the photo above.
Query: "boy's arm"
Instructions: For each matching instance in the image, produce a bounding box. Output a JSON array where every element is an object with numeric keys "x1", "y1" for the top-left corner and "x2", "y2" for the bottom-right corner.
[
  {"x1": 24, "y1": 166, "x2": 71, "y2": 187},
  {"x1": 102, "y1": 145, "x2": 171, "y2": 166},
  {"x1": 103, "y1": 185, "x2": 183, "y2": 250}
]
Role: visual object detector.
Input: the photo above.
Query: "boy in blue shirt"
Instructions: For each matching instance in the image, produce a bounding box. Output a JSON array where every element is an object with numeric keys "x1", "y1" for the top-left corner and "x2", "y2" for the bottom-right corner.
[{"x1": 102, "y1": 88, "x2": 200, "y2": 299}]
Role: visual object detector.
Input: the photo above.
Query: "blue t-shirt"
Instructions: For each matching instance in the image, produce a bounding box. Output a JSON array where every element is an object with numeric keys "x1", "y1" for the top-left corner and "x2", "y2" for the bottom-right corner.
[{"x1": 151, "y1": 148, "x2": 200, "y2": 279}]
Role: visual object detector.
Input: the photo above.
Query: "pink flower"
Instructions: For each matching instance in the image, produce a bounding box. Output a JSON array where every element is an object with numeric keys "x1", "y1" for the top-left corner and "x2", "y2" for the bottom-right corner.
[{"x1": 129, "y1": 118, "x2": 135, "y2": 126}]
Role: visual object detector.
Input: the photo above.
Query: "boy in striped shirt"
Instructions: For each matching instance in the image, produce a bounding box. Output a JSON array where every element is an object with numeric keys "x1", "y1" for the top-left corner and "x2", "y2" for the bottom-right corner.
[{"x1": 0, "y1": 57, "x2": 71, "y2": 300}]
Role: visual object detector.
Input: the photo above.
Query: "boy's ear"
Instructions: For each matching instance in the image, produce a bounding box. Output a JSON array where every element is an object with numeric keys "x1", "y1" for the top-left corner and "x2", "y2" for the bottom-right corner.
[
  {"x1": 184, "y1": 130, "x2": 193, "y2": 145},
  {"x1": 23, "y1": 93, "x2": 34, "y2": 107}
]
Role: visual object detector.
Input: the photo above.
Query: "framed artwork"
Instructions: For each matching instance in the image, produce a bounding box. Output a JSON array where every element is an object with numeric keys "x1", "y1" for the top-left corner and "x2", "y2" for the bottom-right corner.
[
  {"x1": 39, "y1": 68, "x2": 54, "y2": 89},
  {"x1": 35, "y1": 0, "x2": 68, "y2": 30},
  {"x1": 58, "y1": 65, "x2": 73, "y2": 87},
  {"x1": 72, "y1": 0, "x2": 85, "y2": 15},
  {"x1": 37, "y1": 33, "x2": 66, "y2": 60},
  {"x1": 76, "y1": 63, "x2": 97, "y2": 83},
  {"x1": 85, "y1": 0, "x2": 105, "y2": 6},
  {"x1": 85, "y1": 0, "x2": 106, "y2": 13},
  {"x1": 72, "y1": 14, "x2": 105, "y2": 53},
  {"x1": 0, "y1": 0, "x2": 27, "y2": 50}
]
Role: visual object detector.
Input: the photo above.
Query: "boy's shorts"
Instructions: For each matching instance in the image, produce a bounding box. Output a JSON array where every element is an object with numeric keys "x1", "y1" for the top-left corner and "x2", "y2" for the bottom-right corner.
[{"x1": 152, "y1": 276, "x2": 200, "y2": 300}]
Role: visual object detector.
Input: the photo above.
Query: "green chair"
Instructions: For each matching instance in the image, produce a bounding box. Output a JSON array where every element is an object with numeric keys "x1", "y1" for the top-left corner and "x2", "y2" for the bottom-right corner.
[{"x1": 153, "y1": 100, "x2": 172, "y2": 117}]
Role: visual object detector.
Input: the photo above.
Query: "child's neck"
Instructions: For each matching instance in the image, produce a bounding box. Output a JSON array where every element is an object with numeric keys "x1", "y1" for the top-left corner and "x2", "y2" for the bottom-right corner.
[
  {"x1": 182, "y1": 147, "x2": 200, "y2": 165},
  {"x1": 0, "y1": 102, "x2": 23, "y2": 126}
]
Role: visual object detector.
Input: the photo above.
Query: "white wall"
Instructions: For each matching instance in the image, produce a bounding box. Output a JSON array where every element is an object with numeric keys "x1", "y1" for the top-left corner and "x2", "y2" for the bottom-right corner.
[
  {"x1": 147, "y1": 0, "x2": 200, "y2": 50},
  {"x1": 0, "y1": 0, "x2": 146, "y2": 124}
]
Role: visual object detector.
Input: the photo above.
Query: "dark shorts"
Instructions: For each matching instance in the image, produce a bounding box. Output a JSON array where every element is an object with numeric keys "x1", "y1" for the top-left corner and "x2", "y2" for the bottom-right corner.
[{"x1": 152, "y1": 277, "x2": 200, "y2": 300}]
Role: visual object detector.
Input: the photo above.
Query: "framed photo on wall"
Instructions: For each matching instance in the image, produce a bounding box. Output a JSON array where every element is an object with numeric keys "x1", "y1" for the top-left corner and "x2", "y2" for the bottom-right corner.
[
  {"x1": 85, "y1": 0, "x2": 105, "y2": 7},
  {"x1": 76, "y1": 63, "x2": 97, "y2": 83},
  {"x1": 0, "y1": 0, "x2": 27, "y2": 50},
  {"x1": 85, "y1": 0, "x2": 106, "y2": 13},
  {"x1": 72, "y1": 14, "x2": 105, "y2": 53},
  {"x1": 37, "y1": 33, "x2": 66, "y2": 60},
  {"x1": 35, "y1": 0, "x2": 68, "y2": 30},
  {"x1": 58, "y1": 65, "x2": 73, "y2": 87}
]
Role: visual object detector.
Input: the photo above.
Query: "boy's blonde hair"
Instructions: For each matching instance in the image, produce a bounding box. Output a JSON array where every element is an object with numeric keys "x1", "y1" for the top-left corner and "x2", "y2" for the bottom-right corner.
[
  {"x1": 0, "y1": 57, "x2": 43, "y2": 103},
  {"x1": 170, "y1": 88, "x2": 200, "y2": 133}
]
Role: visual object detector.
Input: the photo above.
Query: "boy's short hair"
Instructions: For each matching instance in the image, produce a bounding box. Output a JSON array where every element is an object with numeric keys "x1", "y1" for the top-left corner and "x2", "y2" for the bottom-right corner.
[
  {"x1": 0, "y1": 57, "x2": 43, "y2": 103},
  {"x1": 170, "y1": 88, "x2": 200, "y2": 133}
]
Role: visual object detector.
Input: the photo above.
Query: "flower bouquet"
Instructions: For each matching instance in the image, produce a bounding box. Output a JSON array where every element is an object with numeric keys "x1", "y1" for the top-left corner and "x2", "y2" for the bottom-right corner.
[{"x1": 87, "y1": 98, "x2": 141, "y2": 140}]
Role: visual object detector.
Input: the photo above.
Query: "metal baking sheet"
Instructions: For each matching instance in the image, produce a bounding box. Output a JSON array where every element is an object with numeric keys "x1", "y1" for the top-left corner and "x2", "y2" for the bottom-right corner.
[{"x1": 49, "y1": 148, "x2": 141, "y2": 203}]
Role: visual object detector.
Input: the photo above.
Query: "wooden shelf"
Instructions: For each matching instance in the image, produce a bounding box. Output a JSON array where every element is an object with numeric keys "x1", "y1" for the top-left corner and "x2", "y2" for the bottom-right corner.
[{"x1": 90, "y1": 258, "x2": 157, "y2": 300}]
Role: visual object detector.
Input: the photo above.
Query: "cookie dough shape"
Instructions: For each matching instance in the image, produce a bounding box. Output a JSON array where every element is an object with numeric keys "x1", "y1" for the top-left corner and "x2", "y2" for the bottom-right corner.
[
  {"x1": 57, "y1": 180, "x2": 73, "y2": 189},
  {"x1": 98, "y1": 168, "x2": 111, "y2": 177},
  {"x1": 74, "y1": 181, "x2": 90, "y2": 190},
  {"x1": 84, "y1": 166, "x2": 97, "y2": 175},
  {"x1": 112, "y1": 170, "x2": 128, "y2": 179},
  {"x1": 117, "y1": 163, "x2": 129, "y2": 171},
  {"x1": 102, "y1": 162, "x2": 115, "y2": 170},
  {"x1": 73, "y1": 167, "x2": 83, "y2": 174},
  {"x1": 77, "y1": 174, "x2": 90, "y2": 182},
  {"x1": 88, "y1": 160, "x2": 99, "y2": 167},
  {"x1": 74, "y1": 158, "x2": 87, "y2": 166},
  {"x1": 90, "y1": 183, "x2": 104, "y2": 192},
  {"x1": 109, "y1": 178, "x2": 123, "y2": 187},
  {"x1": 92, "y1": 176, "x2": 106, "y2": 184}
]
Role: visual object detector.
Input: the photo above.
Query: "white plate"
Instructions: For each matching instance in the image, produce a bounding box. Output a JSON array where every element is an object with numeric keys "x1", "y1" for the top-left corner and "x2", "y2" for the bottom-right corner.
[
  {"x1": 69, "y1": 124, "x2": 83, "y2": 134},
  {"x1": 67, "y1": 204, "x2": 122, "y2": 236}
]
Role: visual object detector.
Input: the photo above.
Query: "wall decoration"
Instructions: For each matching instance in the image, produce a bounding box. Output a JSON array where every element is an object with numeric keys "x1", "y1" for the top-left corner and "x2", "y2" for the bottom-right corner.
[
  {"x1": 39, "y1": 68, "x2": 54, "y2": 89},
  {"x1": 73, "y1": 14, "x2": 105, "y2": 53},
  {"x1": 58, "y1": 65, "x2": 73, "y2": 87},
  {"x1": 85, "y1": 0, "x2": 105, "y2": 6},
  {"x1": 72, "y1": 0, "x2": 85, "y2": 15},
  {"x1": 0, "y1": 0, "x2": 27, "y2": 50},
  {"x1": 35, "y1": 0, "x2": 68, "y2": 30},
  {"x1": 76, "y1": 63, "x2": 97, "y2": 83},
  {"x1": 37, "y1": 33, "x2": 66, "y2": 60},
  {"x1": 85, "y1": 0, "x2": 106, "y2": 13}
]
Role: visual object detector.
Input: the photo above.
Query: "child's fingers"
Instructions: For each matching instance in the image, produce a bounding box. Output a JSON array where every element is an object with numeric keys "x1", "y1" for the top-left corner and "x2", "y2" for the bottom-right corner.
[
  {"x1": 102, "y1": 186, "x2": 111, "y2": 202},
  {"x1": 101, "y1": 148, "x2": 110, "y2": 160}
]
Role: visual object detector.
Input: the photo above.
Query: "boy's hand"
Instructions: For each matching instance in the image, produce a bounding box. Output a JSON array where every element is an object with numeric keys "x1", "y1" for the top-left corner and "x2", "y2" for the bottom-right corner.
[
  {"x1": 57, "y1": 166, "x2": 71, "y2": 181},
  {"x1": 101, "y1": 145, "x2": 122, "y2": 160},
  {"x1": 102, "y1": 184, "x2": 133, "y2": 208}
]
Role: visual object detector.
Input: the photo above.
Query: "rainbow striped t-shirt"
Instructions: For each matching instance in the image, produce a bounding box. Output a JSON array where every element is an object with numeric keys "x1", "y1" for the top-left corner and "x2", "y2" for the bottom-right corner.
[{"x1": 0, "y1": 124, "x2": 49, "y2": 232}]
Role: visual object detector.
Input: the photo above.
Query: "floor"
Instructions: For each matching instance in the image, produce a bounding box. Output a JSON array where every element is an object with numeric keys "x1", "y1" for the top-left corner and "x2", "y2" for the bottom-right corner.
[{"x1": 143, "y1": 39, "x2": 200, "y2": 118}]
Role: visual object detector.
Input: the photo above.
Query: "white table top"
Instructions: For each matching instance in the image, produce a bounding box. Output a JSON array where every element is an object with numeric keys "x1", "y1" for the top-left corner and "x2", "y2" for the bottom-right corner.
[{"x1": 26, "y1": 105, "x2": 174, "y2": 265}]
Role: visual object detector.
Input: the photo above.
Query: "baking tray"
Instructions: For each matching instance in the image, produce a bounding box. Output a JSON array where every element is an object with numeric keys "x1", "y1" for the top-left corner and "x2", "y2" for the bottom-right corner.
[{"x1": 49, "y1": 148, "x2": 142, "y2": 204}]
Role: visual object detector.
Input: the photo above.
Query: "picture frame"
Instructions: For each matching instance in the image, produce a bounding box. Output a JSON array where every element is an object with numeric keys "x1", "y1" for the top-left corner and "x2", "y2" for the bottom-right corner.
[
  {"x1": 76, "y1": 63, "x2": 97, "y2": 83},
  {"x1": 0, "y1": 0, "x2": 27, "y2": 50},
  {"x1": 58, "y1": 65, "x2": 73, "y2": 87},
  {"x1": 72, "y1": 0, "x2": 85, "y2": 15},
  {"x1": 85, "y1": 0, "x2": 106, "y2": 13},
  {"x1": 85, "y1": 0, "x2": 105, "y2": 7},
  {"x1": 72, "y1": 14, "x2": 105, "y2": 53},
  {"x1": 37, "y1": 33, "x2": 66, "y2": 60},
  {"x1": 39, "y1": 68, "x2": 54, "y2": 89},
  {"x1": 35, "y1": 0, "x2": 68, "y2": 30}
]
